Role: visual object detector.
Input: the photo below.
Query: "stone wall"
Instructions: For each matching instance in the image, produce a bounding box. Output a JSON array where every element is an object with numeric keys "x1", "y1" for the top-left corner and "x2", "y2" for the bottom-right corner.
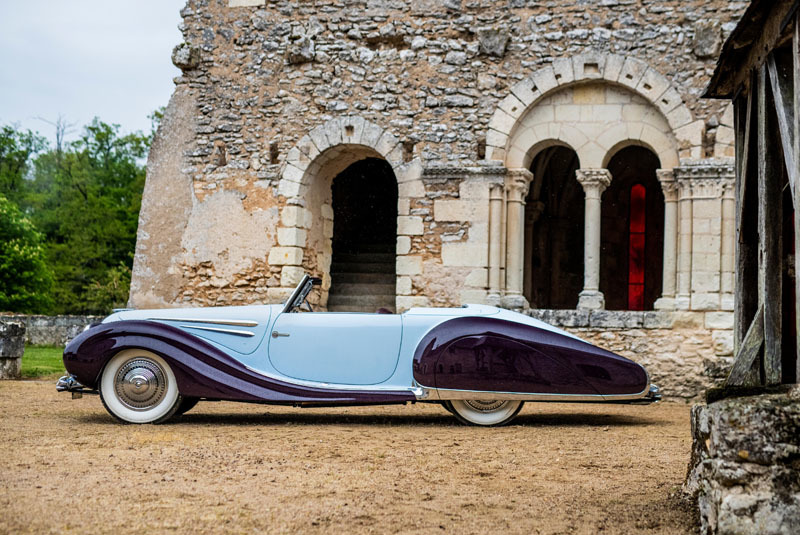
[
  {"x1": 685, "y1": 389, "x2": 800, "y2": 534},
  {"x1": 0, "y1": 320, "x2": 25, "y2": 379},
  {"x1": 0, "y1": 315, "x2": 100, "y2": 347},
  {"x1": 528, "y1": 309, "x2": 732, "y2": 401},
  {"x1": 130, "y1": 0, "x2": 747, "y2": 310}
]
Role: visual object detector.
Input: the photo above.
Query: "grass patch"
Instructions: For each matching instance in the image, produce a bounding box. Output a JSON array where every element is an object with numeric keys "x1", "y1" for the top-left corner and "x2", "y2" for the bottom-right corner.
[{"x1": 21, "y1": 345, "x2": 65, "y2": 379}]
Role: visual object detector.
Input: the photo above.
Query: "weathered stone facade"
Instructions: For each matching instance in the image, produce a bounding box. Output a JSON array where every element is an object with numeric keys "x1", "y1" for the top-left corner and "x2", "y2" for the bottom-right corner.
[
  {"x1": 130, "y1": 0, "x2": 748, "y2": 398},
  {"x1": 0, "y1": 315, "x2": 101, "y2": 346}
]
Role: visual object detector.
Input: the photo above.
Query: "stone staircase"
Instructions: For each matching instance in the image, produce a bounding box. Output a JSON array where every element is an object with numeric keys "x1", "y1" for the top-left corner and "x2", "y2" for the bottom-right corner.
[{"x1": 327, "y1": 245, "x2": 396, "y2": 312}]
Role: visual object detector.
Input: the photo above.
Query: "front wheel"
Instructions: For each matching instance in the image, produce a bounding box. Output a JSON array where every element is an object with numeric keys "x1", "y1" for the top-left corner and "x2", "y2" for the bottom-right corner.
[
  {"x1": 445, "y1": 399, "x2": 524, "y2": 426},
  {"x1": 99, "y1": 349, "x2": 182, "y2": 424}
]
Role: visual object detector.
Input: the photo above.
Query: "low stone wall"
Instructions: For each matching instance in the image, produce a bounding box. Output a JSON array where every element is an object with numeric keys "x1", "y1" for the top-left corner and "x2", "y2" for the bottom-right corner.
[
  {"x1": 0, "y1": 315, "x2": 101, "y2": 347},
  {"x1": 685, "y1": 388, "x2": 800, "y2": 534},
  {"x1": 527, "y1": 309, "x2": 733, "y2": 401},
  {"x1": 0, "y1": 320, "x2": 25, "y2": 379}
]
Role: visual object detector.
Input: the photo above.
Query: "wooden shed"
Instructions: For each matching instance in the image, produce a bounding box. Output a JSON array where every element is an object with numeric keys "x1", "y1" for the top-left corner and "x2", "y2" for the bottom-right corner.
[{"x1": 705, "y1": 0, "x2": 800, "y2": 388}]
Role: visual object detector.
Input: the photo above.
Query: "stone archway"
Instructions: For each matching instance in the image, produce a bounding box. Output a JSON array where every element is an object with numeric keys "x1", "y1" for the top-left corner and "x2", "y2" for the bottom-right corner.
[
  {"x1": 485, "y1": 52, "x2": 701, "y2": 166},
  {"x1": 274, "y1": 116, "x2": 423, "y2": 310}
]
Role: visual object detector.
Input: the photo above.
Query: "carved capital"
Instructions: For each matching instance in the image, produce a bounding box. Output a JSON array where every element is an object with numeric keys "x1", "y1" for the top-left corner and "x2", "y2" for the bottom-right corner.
[
  {"x1": 575, "y1": 168, "x2": 611, "y2": 193},
  {"x1": 505, "y1": 168, "x2": 532, "y2": 202},
  {"x1": 657, "y1": 169, "x2": 679, "y2": 202}
]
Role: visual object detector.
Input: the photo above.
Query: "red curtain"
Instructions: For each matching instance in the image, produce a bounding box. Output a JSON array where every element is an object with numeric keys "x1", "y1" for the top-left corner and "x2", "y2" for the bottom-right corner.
[{"x1": 628, "y1": 184, "x2": 646, "y2": 310}]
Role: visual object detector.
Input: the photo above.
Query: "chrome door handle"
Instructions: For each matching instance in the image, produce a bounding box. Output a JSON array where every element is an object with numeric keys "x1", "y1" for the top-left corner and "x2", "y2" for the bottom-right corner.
[{"x1": 271, "y1": 331, "x2": 290, "y2": 338}]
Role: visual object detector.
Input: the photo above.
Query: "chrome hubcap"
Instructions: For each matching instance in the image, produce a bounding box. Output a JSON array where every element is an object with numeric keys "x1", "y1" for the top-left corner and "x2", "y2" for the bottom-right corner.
[
  {"x1": 464, "y1": 400, "x2": 505, "y2": 412},
  {"x1": 114, "y1": 358, "x2": 168, "y2": 411}
]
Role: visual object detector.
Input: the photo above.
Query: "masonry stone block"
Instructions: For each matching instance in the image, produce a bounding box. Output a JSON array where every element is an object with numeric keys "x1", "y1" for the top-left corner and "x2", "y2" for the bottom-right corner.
[
  {"x1": 396, "y1": 276, "x2": 412, "y2": 295},
  {"x1": 397, "y1": 215, "x2": 424, "y2": 235},
  {"x1": 705, "y1": 311, "x2": 734, "y2": 330},
  {"x1": 488, "y1": 109, "x2": 517, "y2": 136},
  {"x1": 396, "y1": 296, "x2": 429, "y2": 312},
  {"x1": 691, "y1": 293, "x2": 720, "y2": 311},
  {"x1": 268, "y1": 246, "x2": 304, "y2": 266},
  {"x1": 277, "y1": 227, "x2": 307, "y2": 247},
  {"x1": 281, "y1": 206, "x2": 313, "y2": 229},
  {"x1": 282, "y1": 163, "x2": 305, "y2": 184},
  {"x1": 396, "y1": 236, "x2": 411, "y2": 255},
  {"x1": 280, "y1": 265, "x2": 306, "y2": 287},
  {"x1": 551, "y1": 57, "x2": 575, "y2": 84},
  {"x1": 0, "y1": 320, "x2": 25, "y2": 380},
  {"x1": 398, "y1": 180, "x2": 425, "y2": 198},
  {"x1": 511, "y1": 77, "x2": 541, "y2": 107},
  {"x1": 498, "y1": 93, "x2": 526, "y2": 118},
  {"x1": 323, "y1": 218, "x2": 334, "y2": 238},
  {"x1": 267, "y1": 287, "x2": 294, "y2": 301},
  {"x1": 277, "y1": 179, "x2": 306, "y2": 198},
  {"x1": 229, "y1": 0, "x2": 264, "y2": 6},
  {"x1": 320, "y1": 204, "x2": 334, "y2": 220},
  {"x1": 396, "y1": 255, "x2": 423, "y2": 275},
  {"x1": 460, "y1": 289, "x2": 487, "y2": 304},
  {"x1": 464, "y1": 268, "x2": 488, "y2": 288},
  {"x1": 617, "y1": 57, "x2": 648, "y2": 89},
  {"x1": 441, "y1": 243, "x2": 487, "y2": 267},
  {"x1": 375, "y1": 130, "x2": 399, "y2": 158},
  {"x1": 434, "y1": 199, "x2": 488, "y2": 222}
]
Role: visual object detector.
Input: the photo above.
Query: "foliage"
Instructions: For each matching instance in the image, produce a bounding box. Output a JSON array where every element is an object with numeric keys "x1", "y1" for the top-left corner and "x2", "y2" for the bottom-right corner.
[
  {"x1": 0, "y1": 126, "x2": 47, "y2": 204},
  {"x1": 21, "y1": 345, "x2": 65, "y2": 378},
  {"x1": 0, "y1": 193, "x2": 53, "y2": 312},
  {"x1": 1, "y1": 118, "x2": 150, "y2": 314}
]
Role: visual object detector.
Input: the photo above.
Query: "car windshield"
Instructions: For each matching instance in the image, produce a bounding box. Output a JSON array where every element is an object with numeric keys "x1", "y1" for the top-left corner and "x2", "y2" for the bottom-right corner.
[{"x1": 282, "y1": 274, "x2": 321, "y2": 313}]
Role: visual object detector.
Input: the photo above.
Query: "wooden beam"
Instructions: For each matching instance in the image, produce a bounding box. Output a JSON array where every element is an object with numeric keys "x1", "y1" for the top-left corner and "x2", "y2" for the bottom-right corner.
[
  {"x1": 758, "y1": 65, "x2": 784, "y2": 385},
  {"x1": 727, "y1": 304, "x2": 765, "y2": 387},
  {"x1": 767, "y1": 52, "x2": 797, "y2": 193},
  {"x1": 794, "y1": 8, "x2": 800, "y2": 382},
  {"x1": 736, "y1": 84, "x2": 754, "y2": 240}
]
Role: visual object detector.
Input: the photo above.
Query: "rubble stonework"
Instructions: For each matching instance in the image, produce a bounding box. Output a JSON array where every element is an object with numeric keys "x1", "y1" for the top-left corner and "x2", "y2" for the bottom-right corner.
[
  {"x1": 0, "y1": 315, "x2": 101, "y2": 346},
  {"x1": 0, "y1": 320, "x2": 25, "y2": 380},
  {"x1": 685, "y1": 389, "x2": 800, "y2": 534},
  {"x1": 129, "y1": 0, "x2": 746, "y2": 397}
]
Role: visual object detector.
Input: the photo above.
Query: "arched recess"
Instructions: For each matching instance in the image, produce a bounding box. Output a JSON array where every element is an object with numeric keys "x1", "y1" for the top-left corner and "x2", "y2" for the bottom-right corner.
[
  {"x1": 485, "y1": 52, "x2": 701, "y2": 166},
  {"x1": 600, "y1": 146, "x2": 665, "y2": 311},
  {"x1": 523, "y1": 143, "x2": 584, "y2": 308},
  {"x1": 276, "y1": 116, "x2": 422, "y2": 311}
]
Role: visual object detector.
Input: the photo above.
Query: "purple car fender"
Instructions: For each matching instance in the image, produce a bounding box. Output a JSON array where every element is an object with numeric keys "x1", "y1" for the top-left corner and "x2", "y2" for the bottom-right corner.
[{"x1": 412, "y1": 317, "x2": 649, "y2": 398}]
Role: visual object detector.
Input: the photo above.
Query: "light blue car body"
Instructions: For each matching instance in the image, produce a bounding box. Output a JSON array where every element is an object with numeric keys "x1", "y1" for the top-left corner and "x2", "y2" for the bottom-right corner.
[{"x1": 105, "y1": 304, "x2": 576, "y2": 391}]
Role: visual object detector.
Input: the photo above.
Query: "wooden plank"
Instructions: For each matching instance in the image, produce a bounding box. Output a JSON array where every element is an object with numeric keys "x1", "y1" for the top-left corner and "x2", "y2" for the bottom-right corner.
[
  {"x1": 735, "y1": 79, "x2": 758, "y2": 354},
  {"x1": 767, "y1": 52, "x2": 797, "y2": 193},
  {"x1": 727, "y1": 304, "x2": 765, "y2": 387},
  {"x1": 758, "y1": 65, "x2": 784, "y2": 385},
  {"x1": 794, "y1": 8, "x2": 800, "y2": 382}
]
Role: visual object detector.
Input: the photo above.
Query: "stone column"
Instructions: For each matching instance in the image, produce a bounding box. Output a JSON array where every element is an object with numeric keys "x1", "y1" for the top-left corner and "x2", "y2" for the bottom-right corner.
[
  {"x1": 720, "y1": 178, "x2": 735, "y2": 311},
  {"x1": 655, "y1": 169, "x2": 679, "y2": 310},
  {"x1": 502, "y1": 168, "x2": 531, "y2": 310},
  {"x1": 523, "y1": 200, "x2": 545, "y2": 306},
  {"x1": 0, "y1": 320, "x2": 25, "y2": 380},
  {"x1": 575, "y1": 168, "x2": 611, "y2": 310},
  {"x1": 488, "y1": 183, "x2": 504, "y2": 302},
  {"x1": 675, "y1": 177, "x2": 693, "y2": 310}
]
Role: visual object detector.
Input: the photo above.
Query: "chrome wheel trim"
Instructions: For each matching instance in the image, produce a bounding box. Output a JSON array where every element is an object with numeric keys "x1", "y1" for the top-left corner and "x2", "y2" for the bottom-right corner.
[
  {"x1": 114, "y1": 358, "x2": 169, "y2": 411},
  {"x1": 100, "y1": 349, "x2": 180, "y2": 424},
  {"x1": 449, "y1": 399, "x2": 524, "y2": 426}
]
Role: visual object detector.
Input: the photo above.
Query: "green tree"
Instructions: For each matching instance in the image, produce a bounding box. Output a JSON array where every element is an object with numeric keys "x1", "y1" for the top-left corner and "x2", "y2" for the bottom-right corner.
[
  {"x1": 0, "y1": 126, "x2": 47, "y2": 203},
  {"x1": 26, "y1": 119, "x2": 148, "y2": 314},
  {"x1": 0, "y1": 193, "x2": 53, "y2": 312}
]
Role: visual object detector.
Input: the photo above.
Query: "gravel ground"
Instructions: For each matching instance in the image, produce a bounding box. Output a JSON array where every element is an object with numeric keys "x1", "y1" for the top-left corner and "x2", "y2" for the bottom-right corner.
[{"x1": 0, "y1": 380, "x2": 697, "y2": 534}]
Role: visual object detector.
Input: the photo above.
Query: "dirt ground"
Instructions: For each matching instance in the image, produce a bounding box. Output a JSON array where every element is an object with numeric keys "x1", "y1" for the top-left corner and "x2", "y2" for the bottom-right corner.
[{"x1": 0, "y1": 380, "x2": 697, "y2": 534}]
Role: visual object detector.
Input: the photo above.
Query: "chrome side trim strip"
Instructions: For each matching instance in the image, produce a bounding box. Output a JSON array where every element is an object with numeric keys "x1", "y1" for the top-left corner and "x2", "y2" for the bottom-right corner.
[
  {"x1": 417, "y1": 385, "x2": 651, "y2": 402},
  {"x1": 149, "y1": 317, "x2": 259, "y2": 327},
  {"x1": 179, "y1": 325, "x2": 255, "y2": 337}
]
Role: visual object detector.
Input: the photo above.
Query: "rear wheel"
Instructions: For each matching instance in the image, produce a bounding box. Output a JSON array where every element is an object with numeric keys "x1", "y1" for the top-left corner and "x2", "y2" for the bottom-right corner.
[
  {"x1": 99, "y1": 349, "x2": 181, "y2": 424},
  {"x1": 447, "y1": 399, "x2": 524, "y2": 426}
]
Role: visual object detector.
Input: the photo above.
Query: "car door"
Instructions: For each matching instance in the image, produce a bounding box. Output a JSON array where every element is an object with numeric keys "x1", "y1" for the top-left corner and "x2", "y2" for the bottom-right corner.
[{"x1": 268, "y1": 312, "x2": 402, "y2": 385}]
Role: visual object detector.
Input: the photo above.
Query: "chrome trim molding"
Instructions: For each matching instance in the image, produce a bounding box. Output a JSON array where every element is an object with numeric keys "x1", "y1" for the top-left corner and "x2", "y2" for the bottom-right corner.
[
  {"x1": 179, "y1": 325, "x2": 256, "y2": 337},
  {"x1": 148, "y1": 317, "x2": 259, "y2": 327},
  {"x1": 417, "y1": 384, "x2": 652, "y2": 402}
]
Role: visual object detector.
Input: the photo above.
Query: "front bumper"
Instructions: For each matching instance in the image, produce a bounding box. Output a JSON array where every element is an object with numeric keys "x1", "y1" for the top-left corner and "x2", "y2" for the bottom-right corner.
[
  {"x1": 629, "y1": 384, "x2": 662, "y2": 404},
  {"x1": 56, "y1": 374, "x2": 98, "y2": 398}
]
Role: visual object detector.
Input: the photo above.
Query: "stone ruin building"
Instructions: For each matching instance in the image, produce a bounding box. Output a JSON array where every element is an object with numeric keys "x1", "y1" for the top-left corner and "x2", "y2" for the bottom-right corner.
[{"x1": 130, "y1": 0, "x2": 750, "y2": 399}]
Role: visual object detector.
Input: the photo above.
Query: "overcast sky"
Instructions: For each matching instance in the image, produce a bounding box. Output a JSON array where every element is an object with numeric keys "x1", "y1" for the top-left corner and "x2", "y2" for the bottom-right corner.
[{"x1": 0, "y1": 0, "x2": 185, "y2": 143}]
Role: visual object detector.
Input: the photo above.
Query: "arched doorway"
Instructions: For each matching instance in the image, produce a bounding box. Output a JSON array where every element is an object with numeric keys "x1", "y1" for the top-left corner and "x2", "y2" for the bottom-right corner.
[
  {"x1": 600, "y1": 146, "x2": 665, "y2": 310},
  {"x1": 523, "y1": 145, "x2": 584, "y2": 309},
  {"x1": 327, "y1": 158, "x2": 398, "y2": 312}
]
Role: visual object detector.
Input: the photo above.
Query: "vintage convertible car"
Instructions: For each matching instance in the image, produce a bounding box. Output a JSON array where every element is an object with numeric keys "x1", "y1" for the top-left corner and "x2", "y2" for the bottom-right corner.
[{"x1": 57, "y1": 274, "x2": 660, "y2": 426}]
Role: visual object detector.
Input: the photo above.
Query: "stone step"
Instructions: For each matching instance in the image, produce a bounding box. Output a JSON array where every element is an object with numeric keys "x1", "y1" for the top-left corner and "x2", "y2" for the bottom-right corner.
[
  {"x1": 331, "y1": 272, "x2": 395, "y2": 284},
  {"x1": 331, "y1": 261, "x2": 395, "y2": 274},
  {"x1": 332, "y1": 252, "x2": 396, "y2": 264},
  {"x1": 330, "y1": 283, "x2": 396, "y2": 296},
  {"x1": 326, "y1": 294, "x2": 395, "y2": 310}
]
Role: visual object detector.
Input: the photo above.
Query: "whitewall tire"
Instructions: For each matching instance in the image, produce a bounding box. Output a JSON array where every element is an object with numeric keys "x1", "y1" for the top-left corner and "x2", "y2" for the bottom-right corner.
[
  {"x1": 447, "y1": 399, "x2": 524, "y2": 426},
  {"x1": 99, "y1": 349, "x2": 181, "y2": 424}
]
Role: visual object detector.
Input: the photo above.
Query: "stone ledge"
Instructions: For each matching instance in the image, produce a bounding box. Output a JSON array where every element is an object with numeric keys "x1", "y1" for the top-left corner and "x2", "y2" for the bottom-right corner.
[
  {"x1": 685, "y1": 388, "x2": 800, "y2": 534},
  {"x1": 525, "y1": 309, "x2": 678, "y2": 329},
  {"x1": 0, "y1": 314, "x2": 100, "y2": 346}
]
